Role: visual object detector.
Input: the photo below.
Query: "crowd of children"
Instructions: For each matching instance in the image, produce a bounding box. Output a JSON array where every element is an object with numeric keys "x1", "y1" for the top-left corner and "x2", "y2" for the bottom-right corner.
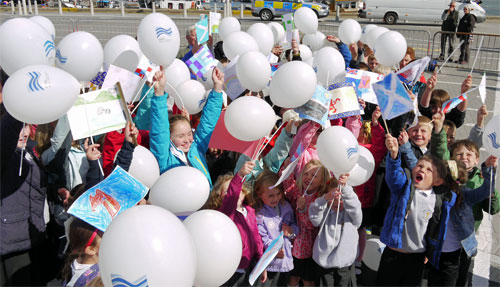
[{"x1": 0, "y1": 22, "x2": 498, "y2": 287}]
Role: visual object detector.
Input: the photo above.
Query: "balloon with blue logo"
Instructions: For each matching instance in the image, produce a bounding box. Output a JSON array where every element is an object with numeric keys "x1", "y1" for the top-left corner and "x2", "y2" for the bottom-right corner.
[
  {"x1": 317, "y1": 126, "x2": 360, "y2": 174},
  {"x1": 0, "y1": 18, "x2": 55, "y2": 75},
  {"x1": 482, "y1": 115, "x2": 500, "y2": 157},
  {"x1": 174, "y1": 79, "x2": 207, "y2": 114},
  {"x1": 334, "y1": 146, "x2": 375, "y2": 187},
  {"x1": 99, "y1": 205, "x2": 197, "y2": 287},
  {"x1": 2, "y1": 65, "x2": 80, "y2": 124},
  {"x1": 137, "y1": 13, "x2": 180, "y2": 67},
  {"x1": 30, "y1": 16, "x2": 56, "y2": 41},
  {"x1": 56, "y1": 32, "x2": 103, "y2": 82}
]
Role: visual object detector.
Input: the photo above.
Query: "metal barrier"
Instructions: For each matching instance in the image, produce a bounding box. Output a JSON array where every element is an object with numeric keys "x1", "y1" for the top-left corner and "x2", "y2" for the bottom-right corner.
[
  {"x1": 431, "y1": 31, "x2": 500, "y2": 72},
  {"x1": 0, "y1": 15, "x2": 77, "y2": 43}
]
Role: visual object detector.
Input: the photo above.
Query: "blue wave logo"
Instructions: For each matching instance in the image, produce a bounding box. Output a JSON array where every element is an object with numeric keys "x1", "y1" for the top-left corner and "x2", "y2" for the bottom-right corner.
[
  {"x1": 346, "y1": 145, "x2": 358, "y2": 159},
  {"x1": 111, "y1": 274, "x2": 149, "y2": 287},
  {"x1": 155, "y1": 26, "x2": 172, "y2": 39},
  {"x1": 198, "y1": 96, "x2": 207, "y2": 108},
  {"x1": 43, "y1": 40, "x2": 55, "y2": 57},
  {"x1": 487, "y1": 132, "x2": 500, "y2": 149},
  {"x1": 55, "y1": 49, "x2": 67, "y2": 64},
  {"x1": 27, "y1": 72, "x2": 44, "y2": 92}
]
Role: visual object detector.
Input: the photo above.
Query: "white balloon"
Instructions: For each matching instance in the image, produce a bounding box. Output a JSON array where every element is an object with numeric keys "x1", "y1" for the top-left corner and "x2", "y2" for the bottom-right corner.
[
  {"x1": 164, "y1": 59, "x2": 191, "y2": 96},
  {"x1": 365, "y1": 26, "x2": 389, "y2": 49},
  {"x1": 299, "y1": 44, "x2": 313, "y2": 63},
  {"x1": 197, "y1": 67, "x2": 215, "y2": 90},
  {"x1": 360, "y1": 24, "x2": 377, "y2": 43},
  {"x1": 363, "y1": 238, "x2": 385, "y2": 271},
  {"x1": 149, "y1": 166, "x2": 210, "y2": 215},
  {"x1": 128, "y1": 146, "x2": 160, "y2": 188},
  {"x1": 223, "y1": 31, "x2": 259, "y2": 61},
  {"x1": 247, "y1": 23, "x2": 274, "y2": 55},
  {"x1": 312, "y1": 47, "x2": 346, "y2": 86},
  {"x1": 302, "y1": 31, "x2": 326, "y2": 51},
  {"x1": 219, "y1": 17, "x2": 241, "y2": 41},
  {"x1": 99, "y1": 205, "x2": 197, "y2": 287},
  {"x1": 56, "y1": 32, "x2": 103, "y2": 81},
  {"x1": 184, "y1": 210, "x2": 242, "y2": 287},
  {"x1": 3, "y1": 65, "x2": 80, "y2": 124},
  {"x1": 267, "y1": 22, "x2": 285, "y2": 45},
  {"x1": 374, "y1": 31, "x2": 408, "y2": 67},
  {"x1": 225, "y1": 96, "x2": 277, "y2": 141},
  {"x1": 30, "y1": 16, "x2": 55, "y2": 41},
  {"x1": 342, "y1": 146, "x2": 375, "y2": 187},
  {"x1": 317, "y1": 126, "x2": 359, "y2": 174},
  {"x1": 294, "y1": 7, "x2": 318, "y2": 34},
  {"x1": 175, "y1": 80, "x2": 207, "y2": 114},
  {"x1": 482, "y1": 115, "x2": 500, "y2": 157},
  {"x1": 137, "y1": 13, "x2": 180, "y2": 66},
  {"x1": 104, "y1": 35, "x2": 142, "y2": 72},
  {"x1": 338, "y1": 19, "x2": 362, "y2": 44},
  {"x1": 0, "y1": 18, "x2": 54, "y2": 75},
  {"x1": 270, "y1": 61, "x2": 317, "y2": 108},
  {"x1": 236, "y1": 51, "x2": 271, "y2": 92}
]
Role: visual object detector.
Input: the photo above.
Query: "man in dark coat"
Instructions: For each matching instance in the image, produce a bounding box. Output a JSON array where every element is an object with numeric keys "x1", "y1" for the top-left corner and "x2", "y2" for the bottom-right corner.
[
  {"x1": 457, "y1": 5, "x2": 476, "y2": 64},
  {"x1": 439, "y1": 1, "x2": 459, "y2": 61}
]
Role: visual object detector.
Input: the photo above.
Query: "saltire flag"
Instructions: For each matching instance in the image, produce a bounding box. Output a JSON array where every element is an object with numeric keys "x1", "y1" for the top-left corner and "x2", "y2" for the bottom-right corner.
[
  {"x1": 185, "y1": 44, "x2": 219, "y2": 79},
  {"x1": 479, "y1": 72, "x2": 486, "y2": 104},
  {"x1": 372, "y1": 73, "x2": 414, "y2": 120},
  {"x1": 343, "y1": 68, "x2": 384, "y2": 104},
  {"x1": 196, "y1": 14, "x2": 209, "y2": 45},
  {"x1": 249, "y1": 233, "x2": 285, "y2": 285},
  {"x1": 67, "y1": 166, "x2": 149, "y2": 231},
  {"x1": 327, "y1": 82, "x2": 361, "y2": 120},
  {"x1": 396, "y1": 56, "x2": 430, "y2": 86},
  {"x1": 442, "y1": 94, "x2": 467, "y2": 114}
]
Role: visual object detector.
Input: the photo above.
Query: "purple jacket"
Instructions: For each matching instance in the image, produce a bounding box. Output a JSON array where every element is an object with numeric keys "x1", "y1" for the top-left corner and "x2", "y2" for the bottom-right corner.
[{"x1": 256, "y1": 201, "x2": 299, "y2": 272}]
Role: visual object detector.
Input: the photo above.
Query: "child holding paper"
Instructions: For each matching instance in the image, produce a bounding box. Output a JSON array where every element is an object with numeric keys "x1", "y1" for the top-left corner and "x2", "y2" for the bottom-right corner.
[
  {"x1": 309, "y1": 176, "x2": 362, "y2": 287},
  {"x1": 150, "y1": 67, "x2": 224, "y2": 186},
  {"x1": 254, "y1": 170, "x2": 299, "y2": 287}
]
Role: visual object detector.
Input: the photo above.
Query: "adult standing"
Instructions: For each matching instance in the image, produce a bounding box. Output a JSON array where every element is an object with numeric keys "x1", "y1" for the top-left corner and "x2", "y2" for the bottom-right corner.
[
  {"x1": 439, "y1": 1, "x2": 459, "y2": 61},
  {"x1": 457, "y1": 5, "x2": 476, "y2": 65}
]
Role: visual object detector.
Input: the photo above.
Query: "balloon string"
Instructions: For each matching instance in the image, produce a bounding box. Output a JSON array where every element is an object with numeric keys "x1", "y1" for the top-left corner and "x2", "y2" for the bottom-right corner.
[
  {"x1": 82, "y1": 86, "x2": 104, "y2": 177},
  {"x1": 166, "y1": 81, "x2": 185, "y2": 110},
  {"x1": 437, "y1": 40, "x2": 464, "y2": 74},
  {"x1": 254, "y1": 121, "x2": 285, "y2": 161},
  {"x1": 130, "y1": 77, "x2": 148, "y2": 104},
  {"x1": 18, "y1": 122, "x2": 26, "y2": 177},
  {"x1": 318, "y1": 185, "x2": 343, "y2": 236},
  {"x1": 131, "y1": 81, "x2": 156, "y2": 115},
  {"x1": 302, "y1": 167, "x2": 321, "y2": 197}
]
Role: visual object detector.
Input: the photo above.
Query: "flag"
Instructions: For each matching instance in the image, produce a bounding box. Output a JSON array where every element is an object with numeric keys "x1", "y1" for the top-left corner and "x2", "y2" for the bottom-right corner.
[
  {"x1": 442, "y1": 94, "x2": 467, "y2": 114},
  {"x1": 102, "y1": 65, "x2": 142, "y2": 103},
  {"x1": 209, "y1": 12, "x2": 221, "y2": 34},
  {"x1": 327, "y1": 82, "x2": 361, "y2": 120},
  {"x1": 196, "y1": 14, "x2": 209, "y2": 45},
  {"x1": 282, "y1": 13, "x2": 294, "y2": 31},
  {"x1": 185, "y1": 45, "x2": 219, "y2": 79},
  {"x1": 136, "y1": 55, "x2": 160, "y2": 82},
  {"x1": 396, "y1": 56, "x2": 430, "y2": 86},
  {"x1": 372, "y1": 73, "x2": 414, "y2": 120},
  {"x1": 295, "y1": 85, "x2": 331, "y2": 126},
  {"x1": 249, "y1": 233, "x2": 285, "y2": 286},
  {"x1": 67, "y1": 166, "x2": 149, "y2": 231},
  {"x1": 479, "y1": 72, "x2": 486, "y2": 104},
  {"x1": 89, "y1": 71, "x2": 107, "y2": 90},
  {"x1": 343, "y1": 68, "x2": 384, "y2": 104},
  {"x1": 223, "y1": 55, "x2": 245, "y2": 100}
]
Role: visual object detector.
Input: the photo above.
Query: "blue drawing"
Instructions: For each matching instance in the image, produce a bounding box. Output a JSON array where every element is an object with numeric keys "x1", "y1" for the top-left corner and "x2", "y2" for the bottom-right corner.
[
  {"x1": 27, "y1": 72, "x2": 44, "y2": 92},
  {"x1": 111, "y1": 274, "x2": 149, "y2": 287}
]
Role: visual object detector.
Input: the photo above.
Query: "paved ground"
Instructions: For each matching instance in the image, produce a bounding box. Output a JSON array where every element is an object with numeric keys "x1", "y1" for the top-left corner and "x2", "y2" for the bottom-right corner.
[{"x1": 1, "y1": 11, "x2": 499, "y2": 286}]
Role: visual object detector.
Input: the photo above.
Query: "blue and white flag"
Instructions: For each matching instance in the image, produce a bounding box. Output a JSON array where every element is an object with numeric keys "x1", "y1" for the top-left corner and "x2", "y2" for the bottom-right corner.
[
  {"x1": 294, "y1": 85, "x2": 331, "y2": 127},
  {"x1": 67, "y1": 166, "x2": 149, "y2": 231},
  {"x1": 396, "y1": 56, "x2": 430, "y2": 86},
  {"x1": 372, "y1": 73, "x2": 414, "y2": 120},
  {"x1": 196, "y1": 14, "x2": 209, "y2": 45},
  {"x1": 249, "y1": 232, "x2": 284, "y2": 285}
]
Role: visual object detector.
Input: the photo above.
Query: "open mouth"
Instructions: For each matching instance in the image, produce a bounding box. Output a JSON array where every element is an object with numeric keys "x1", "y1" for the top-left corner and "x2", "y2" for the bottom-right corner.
[{"x1": 415, "y1": 174, "x2": 423, "y2": 182}]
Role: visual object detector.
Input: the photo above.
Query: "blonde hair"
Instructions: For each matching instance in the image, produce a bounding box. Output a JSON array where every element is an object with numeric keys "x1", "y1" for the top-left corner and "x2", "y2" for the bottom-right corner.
[
  {"x1": 359, "y1": 120, "x2": 372, "y2": 144},
  {"x1": 204, "y1": 173, "x2": 254, "y2": 210},
  {"x1": 296, "y1": 160, "x2": 331, "y2": 196},
  {"x1": 253, "y1": 170, "x2": 284, "y2": 211},
  {"x1": 374, "y1": 65, "x2": 391, "y2": 76}
]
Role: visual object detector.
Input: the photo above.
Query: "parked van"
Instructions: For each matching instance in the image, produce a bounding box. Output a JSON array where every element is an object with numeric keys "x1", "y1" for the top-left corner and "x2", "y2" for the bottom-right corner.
[{"x1": 358, "y1": 0, "x2": 486, "y2": 24}]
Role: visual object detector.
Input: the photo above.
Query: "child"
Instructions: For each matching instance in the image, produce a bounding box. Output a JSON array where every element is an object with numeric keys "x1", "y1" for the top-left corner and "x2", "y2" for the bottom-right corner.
[
  {"x1": 214, "y1": 161, "x2": 263, "y2": 286},
  {"x1": 442, "y1": 119, "x2": 456, "y2": 146},
  {"x1": 254, "y1": 170, "x2": 300, "y2": 287},
  {"x1": 398, "y1": 115, "x2": 433, "y2": 169},
  {"x1": 62, "y1": 218, "x2": 102, "y2": 287},
  {"x1": 309, "y1": 175, "x2": 362, "y2": 287},
  {"x1": 150, "y1": 67, "x2": 224, "y2": 186},
  {"x1": 376, "y1": 134, "x2": 456, "y2": 286},
  {"x1": 283, "y1": 160, "x2": 331, "y2": 286}
]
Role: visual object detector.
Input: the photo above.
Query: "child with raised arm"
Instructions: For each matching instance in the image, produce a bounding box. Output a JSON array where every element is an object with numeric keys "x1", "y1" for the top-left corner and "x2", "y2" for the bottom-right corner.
[
  {"x1": 150, "y1": 67, "x2": 224, "y2": 186},
  {"x1": 309, "y1": 175, "x2": 362, "y2": 287}
]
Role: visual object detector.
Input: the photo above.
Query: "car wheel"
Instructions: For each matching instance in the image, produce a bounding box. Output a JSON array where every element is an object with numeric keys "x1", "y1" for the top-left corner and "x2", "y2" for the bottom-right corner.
[
  {"x1": 260, "y1": 9, "x2": 273, "y2": 21},
  {"x1": 384, "y1": 12, "x2": 397, "y2": 24}
]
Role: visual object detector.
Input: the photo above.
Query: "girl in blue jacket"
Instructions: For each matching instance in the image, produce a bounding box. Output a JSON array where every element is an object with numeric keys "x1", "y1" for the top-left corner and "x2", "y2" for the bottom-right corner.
[{"x1": 149, "y1": 67, "x2": 224, "y2": 186}]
